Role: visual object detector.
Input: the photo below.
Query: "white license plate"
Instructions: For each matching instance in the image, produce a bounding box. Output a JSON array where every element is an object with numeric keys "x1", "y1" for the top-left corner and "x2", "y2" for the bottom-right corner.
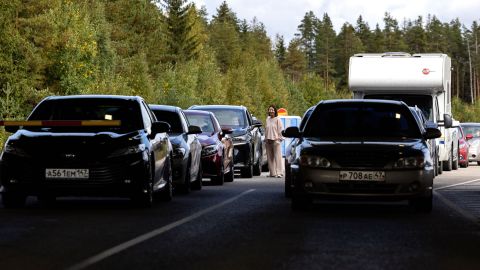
[
  {"x1": 339, "y1": 171, "x2": 385, "y2": 181},
  {"x1": 45, "y1": 169, "x2": 89, "y2": 179}
]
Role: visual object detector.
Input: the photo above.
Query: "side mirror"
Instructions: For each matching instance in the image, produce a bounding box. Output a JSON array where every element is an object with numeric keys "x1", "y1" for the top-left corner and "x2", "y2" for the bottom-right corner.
[
  {"x1": 188, "y1": 125, "x2": 202, "y2": 134},
  {"x1": 252, "y1": 119, "x2": 262, "y2": 128},
  {"x1": 443, "y1": 114, "x2": 453, "y2": 128},
  {"x1": 424, "y1": 127, "x2": 442, "y2": 139},
  {"x1": 283, "y1": 126, "x2": 301, "y2": 138},
  {"x1": 221, "y1": 127, "x2": 233, "y2": 135},
  {"x1": 466, "y1": 134, "x2": 473, "y2": 140},
  {"x1": 5, "y1": 126, "x2": 20, "y2": 133},
  {"x1": 152, "y1": 121, "x2": 171, "y2": 135}
]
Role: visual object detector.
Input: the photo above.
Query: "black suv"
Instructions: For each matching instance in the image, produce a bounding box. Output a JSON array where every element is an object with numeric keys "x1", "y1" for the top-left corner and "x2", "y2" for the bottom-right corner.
[
  {"x1": 189, "y1": 105, "x2": 263, "y2": 178},
  {"x1": 0, "y1": 95, "x2": 173, "y2": 208}
]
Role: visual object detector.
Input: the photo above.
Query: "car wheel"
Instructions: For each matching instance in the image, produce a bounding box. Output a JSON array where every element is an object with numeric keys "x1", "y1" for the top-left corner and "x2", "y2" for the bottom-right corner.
[
  {"x1": 443, "y1": 154, "x2": 453, "y2": 171},
  {"x1": 438, "y1": 160, "x2": 443, "y2": 174},
  {"x1": 2, "y1": 192, "x2": 27, "y2": 208},
  {"x1": 132, "y1": 167, "x2": 154, "y2": 208},
  {"x1": 452, "y1": 149, "x2": 459, "y2": 170},
  {"x1": 178, "y1": 158, "x2": 192, "y2": 194},
  {"x1": 192, "y1": 162, "x2": 203, "y2": 190},
  {"x1": 253, "y1": 160, "x2": 261, "y2": 176},
  {"x1": 213, "y1": 162, "x2": 225, "y2": 185},
  {"x1": 157, "y1": 158, "x2": 173, "y2": 202},
  {"x1": 284, "y1": 162, "x2": 291, "y2": 198},
  {"x1": 241, "y1": 165, "x2": 253, "y2": 178},
  {"x1": 225, "y1": 162, "x2": 234, "y2": 182},
  {"x1": 409, "y1": 195, "x2": 432, "y2": 213}
]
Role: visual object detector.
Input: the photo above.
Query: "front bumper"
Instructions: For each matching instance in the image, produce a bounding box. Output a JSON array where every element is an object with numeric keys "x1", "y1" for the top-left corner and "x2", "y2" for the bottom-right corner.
[
  {"x1": 290, "y1": 165, "x2": 433, "y2": 200},
  {"x1": 0, "y1": 154, "x2": 149, "y2": 197},
  {"x1": 232, "y1": 141, "x2": 252, "y2": 168}
]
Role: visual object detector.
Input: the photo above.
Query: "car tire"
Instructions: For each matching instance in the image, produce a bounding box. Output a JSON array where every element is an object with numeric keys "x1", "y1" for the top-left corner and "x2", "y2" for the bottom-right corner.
[
  {"x1": 253, "y1": 160, "x2": 261, "y2": 176},
  {"x1": 409, "y1": 195, "x2": 433, "y2": 213},
  {"x1": 2, "y1": 192, "x2": 27, "y2": 208},
  {"x1": 225, "y1": 162, "x2": 234, "y2": 182},
  {"x1": 438, "y1": 160, "x2": 443, "y2": 174},
  {"x1": 284, "y1": 162, "x2": 291, "y2": 198},
  {"x1": 241, "y1": 165, "x2": 253, "y2": 178},
  {"x1": 443, "y1": 154, "x2": 453, "y2": 171},
  {"x1": 132, "y1": 166, "x2": 154, "y2": 208},
  {"x1": 452, "y1": 149, "x2": 459, "y2": 170},
  {"x1": 178, "y1": 158, "x2": 192, "y2": 194},
  {"x1": 192, "y1": 162, "x2": 203, "y2": 190},
  {"x1": 156, "y1": 158, "x2": 173, "y2": 202}
]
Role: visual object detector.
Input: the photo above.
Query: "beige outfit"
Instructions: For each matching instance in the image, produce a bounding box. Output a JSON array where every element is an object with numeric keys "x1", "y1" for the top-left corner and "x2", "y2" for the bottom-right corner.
[{"x1": 265, "y1": 116, "x2": 284, "y2": 177}]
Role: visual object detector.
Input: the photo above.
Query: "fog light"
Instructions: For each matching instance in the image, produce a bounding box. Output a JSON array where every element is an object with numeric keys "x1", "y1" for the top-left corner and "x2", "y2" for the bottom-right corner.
[
  {"x1": 9, "y1": 179, "x2": 18, "y2": 184},
  {"x1": 409, "y1": 182, "x2": 419, "y2": 192},
  {"x1": 124, "y1": 179, "x2": 131, "y2": 184},
  {"x1": 304, "y1": 182, "x2": 313, "y2": 188}
]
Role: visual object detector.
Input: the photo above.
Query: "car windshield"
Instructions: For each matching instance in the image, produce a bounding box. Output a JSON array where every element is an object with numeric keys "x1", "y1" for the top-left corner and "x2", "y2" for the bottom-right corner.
[
  {"x1": 303, "y1": 103, "x2": 421, "y2": 139},
  {"x1": 365, "y1": 94, "x2": 433, "y2": 121},
  {"x1": 199, "y1": 109, "x2": 247, "y2": 129},
  {"x1": 152, "y1": 111, "x2": 183, "y2": 133},
  {"x1": 185, "y1": 114, "x2": 214, "y2": 133},
  {"x1": 461, "y1": 125, "x2": 480, "y2": 138},
  {"x1": 28, "y1": 98, "x2": 142, "y2": 132}
]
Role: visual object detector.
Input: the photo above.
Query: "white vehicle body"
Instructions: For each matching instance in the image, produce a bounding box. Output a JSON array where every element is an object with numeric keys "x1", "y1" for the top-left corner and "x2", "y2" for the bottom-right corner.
[{"x1": 349, "y1": 52, "x2": 457, "y2": 171}]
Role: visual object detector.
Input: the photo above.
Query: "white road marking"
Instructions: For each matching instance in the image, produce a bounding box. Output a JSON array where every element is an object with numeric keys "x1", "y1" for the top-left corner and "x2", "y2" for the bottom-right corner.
[
  {"x1": 433, "y1": 178, "x2": 480, "y2": 224},
  {"x1": 434, "y1": 178, "x2": 480, "y2": 191},
  {"x1": 66, "y1": 189, "x2": 256, "y2": 270}
]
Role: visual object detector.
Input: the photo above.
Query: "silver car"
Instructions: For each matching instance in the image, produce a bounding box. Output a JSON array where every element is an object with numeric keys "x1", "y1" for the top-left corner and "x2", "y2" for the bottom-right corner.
[{"x1": 460, "y1": 123, "x2": 480, "y2": 165}]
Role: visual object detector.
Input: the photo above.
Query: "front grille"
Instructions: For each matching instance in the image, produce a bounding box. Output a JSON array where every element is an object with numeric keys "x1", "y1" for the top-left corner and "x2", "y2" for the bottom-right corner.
[
  {"x1": 334, "y1": 151, "x2": 391, "y2": 168},
  {"x1": 325, "y1": 183, "x2": 398, "y2": 194}
]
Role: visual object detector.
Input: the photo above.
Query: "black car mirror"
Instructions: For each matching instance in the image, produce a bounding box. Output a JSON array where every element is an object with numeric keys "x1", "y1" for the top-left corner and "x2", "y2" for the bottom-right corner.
[
  {"x1": 221, "y1": 127, "x2": 233, "y2": 135},
  {"x1": 443, "y1": 114, "x2": 453, "y2": 128},
  {"x1": 152, "y1": 121, "x2": 171, "y2": 135},
  {"x1": 5, "y1": 126, "x2": 20, "y2": 133},
  {"x1": 188, "y1": 125, "x2": 202, "y2": 134},
  {"x1": 424, "y1": 127, "x2": 442, "y2": 139},
  {"x1": 252, "y1": 119, "x2": 262, "y2": 128},
  {"x1": 283, "y1": 126, "x2": 301, "y2": 138}
]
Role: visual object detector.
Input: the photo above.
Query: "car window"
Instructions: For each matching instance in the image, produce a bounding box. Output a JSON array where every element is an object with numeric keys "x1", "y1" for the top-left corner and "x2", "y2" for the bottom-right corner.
[
  {"x1": 28, "y1": 98, "x2": 142, "y2": 132},
  {"x1": 152, "y1": 110, "x2": 184, "y2": 133},
  {"x1": 461, "y1": 125, "x2": 480, "y2": 138},
  {"x1": 304, "y1": 103, "x2": 421, "y2": 139},
  {"x1": 186, "y1": 114, "x2": 214, "y2": 133},
  {"x1": 140, "y1": 102, "x2": 153, "y2": 130},
  {"x1": 200, "y1": 109, "x2": 247, "y2": 129}
]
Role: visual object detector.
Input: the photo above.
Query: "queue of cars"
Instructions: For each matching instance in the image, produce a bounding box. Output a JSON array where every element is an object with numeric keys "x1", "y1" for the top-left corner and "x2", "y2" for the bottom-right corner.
[
  {"x1": 2, "y1": 94, "x2": 480, "y2": 212},
  {"x1": 0, "y1": 96, "x2": 263, "y2": 208}
]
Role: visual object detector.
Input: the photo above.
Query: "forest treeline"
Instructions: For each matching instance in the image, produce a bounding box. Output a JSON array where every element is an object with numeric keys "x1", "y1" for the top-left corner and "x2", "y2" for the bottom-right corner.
[{"x1": 1, "y1": 0, "x2": 480, "y2": 146}]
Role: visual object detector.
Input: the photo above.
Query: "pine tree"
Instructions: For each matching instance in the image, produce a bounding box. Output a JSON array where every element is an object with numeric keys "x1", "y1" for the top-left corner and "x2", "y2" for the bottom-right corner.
[
  {"x1": 296, "y1": 11, "x2": 318, "y2": 72},
  {"x1": 404, "y1": 16, "x2": 427, "y2": 53},
  {"x1": 314, "y1": 13, "x2": 337, "y2": 91},
  {"x1": 355, "y1": 15, "x2": 372, "y2": 52},
  {"x1": 274, "y1": 34, "x2": 287, "y2": 66},
  {"x1": 383, "y1": 12, "x2": 407, "y2": 52},
  {"x1": 335, "y1": 23, "x2": 364, "y2": 89},
  {"x1": 283, "y1": 38, "x2": 307, "y2": 82}
]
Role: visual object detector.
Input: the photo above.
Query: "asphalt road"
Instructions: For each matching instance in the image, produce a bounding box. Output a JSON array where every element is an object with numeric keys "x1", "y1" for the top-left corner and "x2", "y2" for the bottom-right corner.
[{"x1": 1, "y1": 166, "x2": 480, "y2": 270}]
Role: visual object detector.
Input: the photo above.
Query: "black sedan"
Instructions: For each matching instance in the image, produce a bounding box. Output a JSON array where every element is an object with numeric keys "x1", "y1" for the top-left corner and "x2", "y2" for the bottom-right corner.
[
  {"x1": 283, "y1": 99, "x2": 441, "y2": 212},
  {"x1": 188, "y1": 105, "x2": 263, "y2": 178},
  {"x1": 149, "y1": 105, "x2": 203, "y2": 193},
  {"x1": 0, "y1": 95, "x2": 173, "y2": 208}
]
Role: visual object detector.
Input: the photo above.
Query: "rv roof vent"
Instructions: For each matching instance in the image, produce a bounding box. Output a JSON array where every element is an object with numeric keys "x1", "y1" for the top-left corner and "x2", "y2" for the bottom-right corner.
[{"x1": 382, "y1": 52, "x2": 411, "y2": 57}]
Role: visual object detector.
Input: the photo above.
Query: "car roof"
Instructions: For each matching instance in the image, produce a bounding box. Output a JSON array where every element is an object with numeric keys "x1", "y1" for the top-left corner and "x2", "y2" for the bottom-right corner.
[
  {"x1": 184, "y1": 109, "x2": 214, "y2": 116},
  {"x1": 44, "y1": 95, "x2": 143, "y2": 102},
  {"x1": 460, "y1": 122, "x2": 480, "y2": 126},
  {"x1": 189, "y1": 105, "x2": 246, "y2": 111},
  {"x1": 319, "y1": 99, "x2": 405, "y2": 106},
  {"x1": 149, "y1": 104, "x2": 181, "y2": 113}
]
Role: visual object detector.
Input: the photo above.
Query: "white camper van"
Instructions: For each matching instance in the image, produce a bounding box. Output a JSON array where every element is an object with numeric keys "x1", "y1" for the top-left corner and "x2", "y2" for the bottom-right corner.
[{"x1": 349, "y1": 52, "x2": 457, "y2": 172}]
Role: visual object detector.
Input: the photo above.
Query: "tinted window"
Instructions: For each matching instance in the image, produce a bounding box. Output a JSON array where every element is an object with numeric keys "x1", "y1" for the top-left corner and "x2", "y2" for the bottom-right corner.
[
  {"x1": 152, "y1": 110, "x2": 183, "y2": 133},
  {"x1": 365, "y1": 94, "x2": 433, "y2": 121},
  {"x1": 304, "y1": 103, "x2": 421, "y2": 139},
  {"x1": 185, "y1": 114, "x2": 215, "y2": 133},
  {"x1": 28, "y1": 98, "x2": 142, "y2": 132},
  {"x1": 198, "y1": 109, "x2": 247, "y2": 128}
]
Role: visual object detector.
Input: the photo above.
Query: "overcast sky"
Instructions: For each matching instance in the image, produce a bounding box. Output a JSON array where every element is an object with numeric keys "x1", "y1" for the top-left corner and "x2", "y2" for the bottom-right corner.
[{"x1": 191, "y1": 0, "x2": 480, "y2": 43}]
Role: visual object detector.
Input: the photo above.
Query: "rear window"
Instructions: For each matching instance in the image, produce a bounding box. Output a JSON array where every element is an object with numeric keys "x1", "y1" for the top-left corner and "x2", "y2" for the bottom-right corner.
[
  {"x1": 303, "y1": 103, "x2": 421, "y2": 139},
  {"x1": 185, "y1": 114, "x2": 215, "y2": 133},
  {"x1": 461, "y1": 125, "x2": 480, "y2": 138},
  {"x1": 151, "y1": 110, "x2": 183, "y2": 133},
  {"x1": 28, "y1": 98, "x2": 142, "y2": 132},
  {"x1": 196, "y1": 108, "x2": 247, "y2": 129},
  {"x1": 365, "y1": 94, "x2": 433, "y2": 121}
]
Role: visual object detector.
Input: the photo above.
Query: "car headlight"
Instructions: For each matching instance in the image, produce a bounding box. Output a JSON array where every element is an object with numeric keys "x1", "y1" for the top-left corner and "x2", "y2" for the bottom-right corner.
[
  {"x1": 232, "y1": 134, "x2": 248, "y2": 142},
  {"x1": 173, "y1": 147, "x2": 186, "y2": 158},
  {"x1": 202, "y1": 144, "x2": 219, "y2": 157},
  {"x1": 110, "y1": 144, "x2": 146, "y2": 158},
  {"x1": 394, "y1": 156, "x2": 425, "y2": 168},
  {"x1": 300, "y1": 155, "x2": 331, "y2": 168},
  {"x1": 3, "y1": 143, "x2": 30, "y2": 158}
]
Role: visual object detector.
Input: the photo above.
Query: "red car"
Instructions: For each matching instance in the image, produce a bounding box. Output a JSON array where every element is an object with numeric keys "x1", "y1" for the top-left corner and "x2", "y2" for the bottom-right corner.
[
  {"x1": 456, "y1": 125, "x2": 471, "y2": 168},
  {"x1": 184, "y1": 110, "x2": 234, "y2": 185}
]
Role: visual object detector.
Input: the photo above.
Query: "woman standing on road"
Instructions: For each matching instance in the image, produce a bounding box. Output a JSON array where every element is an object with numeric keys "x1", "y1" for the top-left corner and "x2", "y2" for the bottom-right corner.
[{"x1": 265, "y1": 105, "x2": 284, "y2": 178}]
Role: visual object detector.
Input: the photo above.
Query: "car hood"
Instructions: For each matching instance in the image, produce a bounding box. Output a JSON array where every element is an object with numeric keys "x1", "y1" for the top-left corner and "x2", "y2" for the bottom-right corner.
[
  {"x1": 4, "y1": 129, "x2": 142, "y2": 158},
  {"x1": 197, "y1": 134, "x2": 216, "y2": 146},
  {"x1": 231, "y1": 128, "x2": 248, "y2": 137}
]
